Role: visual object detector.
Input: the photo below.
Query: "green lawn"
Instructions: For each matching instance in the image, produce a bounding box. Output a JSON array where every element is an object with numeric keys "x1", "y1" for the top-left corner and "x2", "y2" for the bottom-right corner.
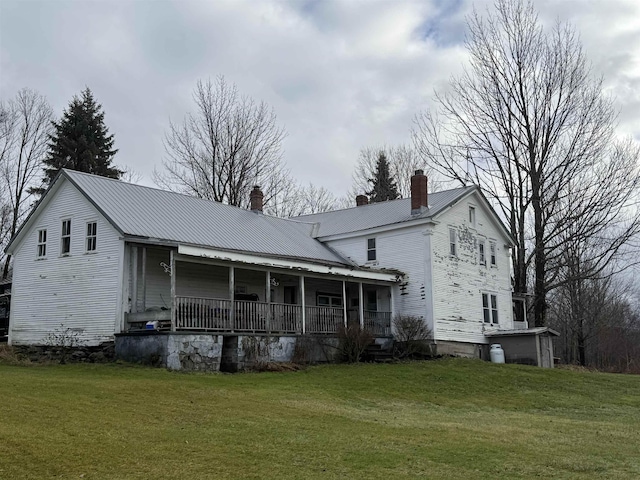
[{"x1": 1, "y1": 359, "x2": 639, "y2": 479}]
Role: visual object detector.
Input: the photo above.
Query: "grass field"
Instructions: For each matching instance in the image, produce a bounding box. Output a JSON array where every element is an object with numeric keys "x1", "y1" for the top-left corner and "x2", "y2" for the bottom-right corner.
[{"x1": 1, "y1": 358, "x2": 639, "y2": 479}]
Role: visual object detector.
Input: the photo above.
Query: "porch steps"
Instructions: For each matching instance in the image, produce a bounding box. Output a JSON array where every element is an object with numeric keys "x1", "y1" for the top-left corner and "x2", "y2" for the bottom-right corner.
[{"x1": 363, "y1": 342, "x2": 394, "y2": 362}]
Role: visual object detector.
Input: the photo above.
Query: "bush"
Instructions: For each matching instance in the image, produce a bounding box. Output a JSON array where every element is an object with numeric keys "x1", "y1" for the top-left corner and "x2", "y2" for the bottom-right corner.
[
  {"x1": 337, "y1": 325, "x2": 373, "y2": 363},
  {"x1": 44, "y1": 324, "x2": 83, "y2": 364},
  {"x1": 0, "y1": 344, "x2": 32, "y2": 366},
  {"x1": 392, "y1": 315, "x2": 433, "y2": 359}
]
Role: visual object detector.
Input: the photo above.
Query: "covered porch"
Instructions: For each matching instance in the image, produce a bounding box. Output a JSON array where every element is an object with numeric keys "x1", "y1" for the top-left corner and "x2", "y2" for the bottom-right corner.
[{"x1": 123, "y1": 244, "x2": 396, "y2": 337}]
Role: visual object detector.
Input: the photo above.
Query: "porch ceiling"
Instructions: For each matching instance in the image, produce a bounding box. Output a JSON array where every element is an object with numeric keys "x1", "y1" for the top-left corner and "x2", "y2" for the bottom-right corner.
[{"x1": 178, "y1": 245, "x2": 400, "y2": 283}]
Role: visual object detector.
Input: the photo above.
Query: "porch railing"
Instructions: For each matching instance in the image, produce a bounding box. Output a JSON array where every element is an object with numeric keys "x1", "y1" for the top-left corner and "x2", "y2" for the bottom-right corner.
[
  {"x1": 175, "y1": 296, "x2": 232, "y2": 331},
  {"x1": 305, "y1": 306, "x2": 344, "y2": 334},
  {"x1": 175, "y1": 296, "x2": 301, "y2": 333},
  {"x1": 174, "y1": 296, "x2": 391, "y2": 336},
  {"x1": 364, "y1": 310, "x2": 392, "y2": 337}
]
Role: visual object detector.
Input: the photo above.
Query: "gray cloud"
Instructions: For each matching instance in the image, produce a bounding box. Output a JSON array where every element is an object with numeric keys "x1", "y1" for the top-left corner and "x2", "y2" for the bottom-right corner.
[{"x1": 1, "y1": 0, "x2": 638, "y2": 195}]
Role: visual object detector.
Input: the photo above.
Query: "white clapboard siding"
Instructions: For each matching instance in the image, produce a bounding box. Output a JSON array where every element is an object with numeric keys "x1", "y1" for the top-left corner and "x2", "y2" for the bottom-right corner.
[
  {"x1": 430, "y1": 192, "x2": 513, "y2": 344},
  {"x1": 9, "y1": 179, "x2": 123, "y2": 346},
  {"x1": 327, "y1": 224, "x2": 430, "y2": 329},
  {"x1": 326, "y1": 194, "x2": 514, "y2": 345}
]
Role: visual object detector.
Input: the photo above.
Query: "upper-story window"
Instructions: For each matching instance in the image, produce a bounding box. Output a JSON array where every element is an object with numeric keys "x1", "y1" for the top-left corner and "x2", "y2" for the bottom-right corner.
[
  {"x1": 61, "y1": 219, "x2": 71, "y2": 255},
  {"x1": 482, "y1": 293, "x2": 499, "y2": 324},
  {"x1": 37, "y1": 229, "x2": 47, "y2": 258},
  {"x1": 86, "y1": 221, "x2": 97, "y2": 252},
  {"x1": 449, "y1": 228, "x2": 457, "y2": 256},
  {"x1": 469, "y1": 206, "x2": 476, "y2": 226},
  {"x1": 490, "y1": 242, "x2": 497, "y2": 266},
  {"x1": 367, "y1": 238, "x2": 376, "y2": 261},
  {"x1": 478, "y1": 240, "x2": 486, "y2": 266}
]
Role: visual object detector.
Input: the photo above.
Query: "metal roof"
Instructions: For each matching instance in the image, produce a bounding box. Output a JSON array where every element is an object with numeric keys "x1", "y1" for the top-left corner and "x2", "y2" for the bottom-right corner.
[
  {"x1": 292, "y1": 187, "x2": 475, "y2": 237},
  {"x1": 63, "y1": 170, "x2": 348, "y2": 266}
]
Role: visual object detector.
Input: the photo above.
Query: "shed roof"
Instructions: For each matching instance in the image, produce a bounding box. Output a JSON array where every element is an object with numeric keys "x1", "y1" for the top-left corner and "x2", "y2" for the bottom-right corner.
[{"x1": 487, "y1": 327, "x2": 560, "y2": 337}]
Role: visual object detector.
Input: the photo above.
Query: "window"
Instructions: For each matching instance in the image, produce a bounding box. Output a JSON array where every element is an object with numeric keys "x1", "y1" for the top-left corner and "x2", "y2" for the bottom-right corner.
[
  {"x1": 366, "y1": 290, "x2": 377, "y2": 311},
  {"x1": 490, "y1": 242, "x2": 497, "y2": 266},
  {"x1": 317, "y1": 294, "x2": 343, "y2": 308},
  {"x1": 478, "y1": 240, "x2": 486, "y2": 265},
  {"x1": 449, "y1": 228, "x2": 457, "y2": 256},
  {"x1": 482, "y1": 293, "x2": 499, "y2": 324},
  {"x1": 469, "y1": 206, "x2": 476, "y2": 226},
  {"x1": 61, "y1": 219, "x2": 71, "y2": 255},
  {"x1": 86, "y1": 222, "x2": 97, "y2": 252},
  {"x1": 37, "y1": 229, "x2": 47, "y2": 258},
  {"x1": 367, "y1": 238, "x2": 376, "y2": 261}
]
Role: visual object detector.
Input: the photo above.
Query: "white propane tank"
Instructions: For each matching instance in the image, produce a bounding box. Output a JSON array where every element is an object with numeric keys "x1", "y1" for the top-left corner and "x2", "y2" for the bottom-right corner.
[{"x1": 490, "y1": 344, "x2": 505, "y2": 364}]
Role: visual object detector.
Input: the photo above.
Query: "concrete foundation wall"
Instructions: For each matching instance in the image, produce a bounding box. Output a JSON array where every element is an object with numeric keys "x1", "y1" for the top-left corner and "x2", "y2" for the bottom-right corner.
[
  {"x1": 115, "y1": 334, "x2": 168, "y2": 366},
  {"x1": 435, "y1": 340, "x2": 484, "y2": 359},
  {"x1": 116, "y1": 333, "x2": 347, "y2": 372},
  {"x1": 166, "y1": 334, "x2": 224, "y2": 371}
]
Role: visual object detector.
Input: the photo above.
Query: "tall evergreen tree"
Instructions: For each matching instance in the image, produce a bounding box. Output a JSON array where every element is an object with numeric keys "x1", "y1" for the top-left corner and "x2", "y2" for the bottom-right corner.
[
  {"x1": 367, "y1": 151, "x2": 399, "y2": 202},
  {"x1": 34, "y1": 88, "x2": 121, "y2": 193}
]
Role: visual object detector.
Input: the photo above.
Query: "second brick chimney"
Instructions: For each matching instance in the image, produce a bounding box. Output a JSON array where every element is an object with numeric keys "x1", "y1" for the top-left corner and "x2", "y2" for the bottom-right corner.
[
  {"x1": 250, "y1": 185, "x2": 264, "y2": 213},
  {"x1": 356, "y1": 194, "x2": 369, "y2": 206},
  {"x1": 411, "y1": 169, "x2": 428, "y2": 215}
]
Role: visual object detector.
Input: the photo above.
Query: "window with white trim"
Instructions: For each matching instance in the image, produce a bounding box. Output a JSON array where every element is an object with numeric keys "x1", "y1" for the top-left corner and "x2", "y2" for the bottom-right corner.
[
  {"x1": 490, "y1": 242, "x2": 497, "y2": 266},
  {"x1": 61, "y1": 219, "x2": 71, "y2": 255},
  {"x1": 482, "y1": 293, "x2": 499, "y2": 324},
  {"x1": 86, "y1": 221, "x2": 97, "y2": 252},
  {"x1": 37, "y1": 229, "x2": 47, "y2": 258},
  {"x1": 449, "y1": 228, "x2": 457, "y2": 256},
  {"x1": 367, "y1": 238, "x2": 376, "y2": 261},
  {"x1": 478, "y1": 240, "x2": 486, "y2": 265},
  {"x1": 469, "y1": 206, "x2": 476, "y2": 226}
]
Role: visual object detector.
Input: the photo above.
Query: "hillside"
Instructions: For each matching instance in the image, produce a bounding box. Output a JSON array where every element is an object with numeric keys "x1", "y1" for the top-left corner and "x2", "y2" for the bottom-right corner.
[{"x1": 1, "y1": 358, "x2": 639, "y2": 479}]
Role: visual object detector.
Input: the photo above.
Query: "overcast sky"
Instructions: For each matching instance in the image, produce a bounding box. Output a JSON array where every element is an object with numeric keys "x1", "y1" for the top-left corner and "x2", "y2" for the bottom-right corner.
[{"x1": 2, "y1": 0, "x2": 639, "y2": 197}]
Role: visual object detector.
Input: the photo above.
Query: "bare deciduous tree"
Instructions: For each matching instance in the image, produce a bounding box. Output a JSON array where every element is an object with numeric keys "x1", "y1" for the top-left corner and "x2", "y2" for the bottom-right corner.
[
  {"x1": 267, "y1": 182, "x2": 340, "y2": 218},
  {"x1": 154, "y1": 76, "x2": 289, "y2": 209},
  {"x1": 0, "y1": 89, "x2": 53, "y2": 278},
  {"x1": 412, "y1": 0, "x2": 640, "y2": 327}
]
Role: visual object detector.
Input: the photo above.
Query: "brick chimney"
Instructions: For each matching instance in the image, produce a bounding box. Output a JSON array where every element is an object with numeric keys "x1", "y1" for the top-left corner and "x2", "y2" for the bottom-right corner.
[
  {"x1": 411, "y1": 169, "x2": 428, "y2": 215},
  {"x1": 250, "y1": 185, "x2": 264, "y2": 213},
  {"x1": 356, "y1": 194, "x2": 369, "y2": 206}
]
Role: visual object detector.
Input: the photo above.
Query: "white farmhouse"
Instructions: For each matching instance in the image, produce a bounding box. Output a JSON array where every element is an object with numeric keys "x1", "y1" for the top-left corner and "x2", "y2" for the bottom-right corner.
[{"x1": 6, "y1": 169, "x2": 553, "y2": 368}]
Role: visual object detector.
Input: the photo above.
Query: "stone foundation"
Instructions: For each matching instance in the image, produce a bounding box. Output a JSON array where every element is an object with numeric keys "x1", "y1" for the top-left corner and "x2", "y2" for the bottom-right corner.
[{"x1": 13, "y1": 342, "x2": 115, "y2": 363}]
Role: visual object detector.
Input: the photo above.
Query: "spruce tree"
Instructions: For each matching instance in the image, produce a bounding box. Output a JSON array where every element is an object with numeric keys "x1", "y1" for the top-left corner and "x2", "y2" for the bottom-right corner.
[
  {"x1": 34, "y1": 88, "x2": 121, "y2": 193},
  {"x1": 367, "y1": 151, "x2": 399, "y2": 202}
]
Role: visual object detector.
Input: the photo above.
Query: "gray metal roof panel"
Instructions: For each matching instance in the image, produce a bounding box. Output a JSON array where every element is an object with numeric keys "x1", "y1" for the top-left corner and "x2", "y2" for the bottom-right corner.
[
  {"x1": 64, "y1": 170, "x2": 347, "y2": 265},
  {"x1": 292, "y1": 187, "x2": 475, "y2": 237}
]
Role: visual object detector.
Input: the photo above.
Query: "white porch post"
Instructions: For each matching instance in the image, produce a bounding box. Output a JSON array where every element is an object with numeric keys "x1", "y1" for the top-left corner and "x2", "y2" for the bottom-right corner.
[
  {"x1": 140, "y1": 246, "x2": 147, "y2": 312},
  {"x1": 170, "y1": 249, "x2": 176, "y2": 332},
  {"x1": 389, "y1": 285, "x2": 396, "y2": 336},
  {"x1": 120, "y1": 243, "x2": 131, "y2": 333},
  {"x1": 358, "y1": 282, "x2": 364, "y2": 329},
  {"x1": 131, "y1": 247, "x2": 138, "y2": 313},
  {"x1": 300, "y1": 275, "x2": 306, "y2": 334},
  {"x1": 342, "y1": 280, "x2": 348, "y2": 328},
  {"x1": 265, "y1": 270, "x2": 271, "y2": 332},
  {"x1": 229, "y1": 266, "x2": 235, "y2": 331}
]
